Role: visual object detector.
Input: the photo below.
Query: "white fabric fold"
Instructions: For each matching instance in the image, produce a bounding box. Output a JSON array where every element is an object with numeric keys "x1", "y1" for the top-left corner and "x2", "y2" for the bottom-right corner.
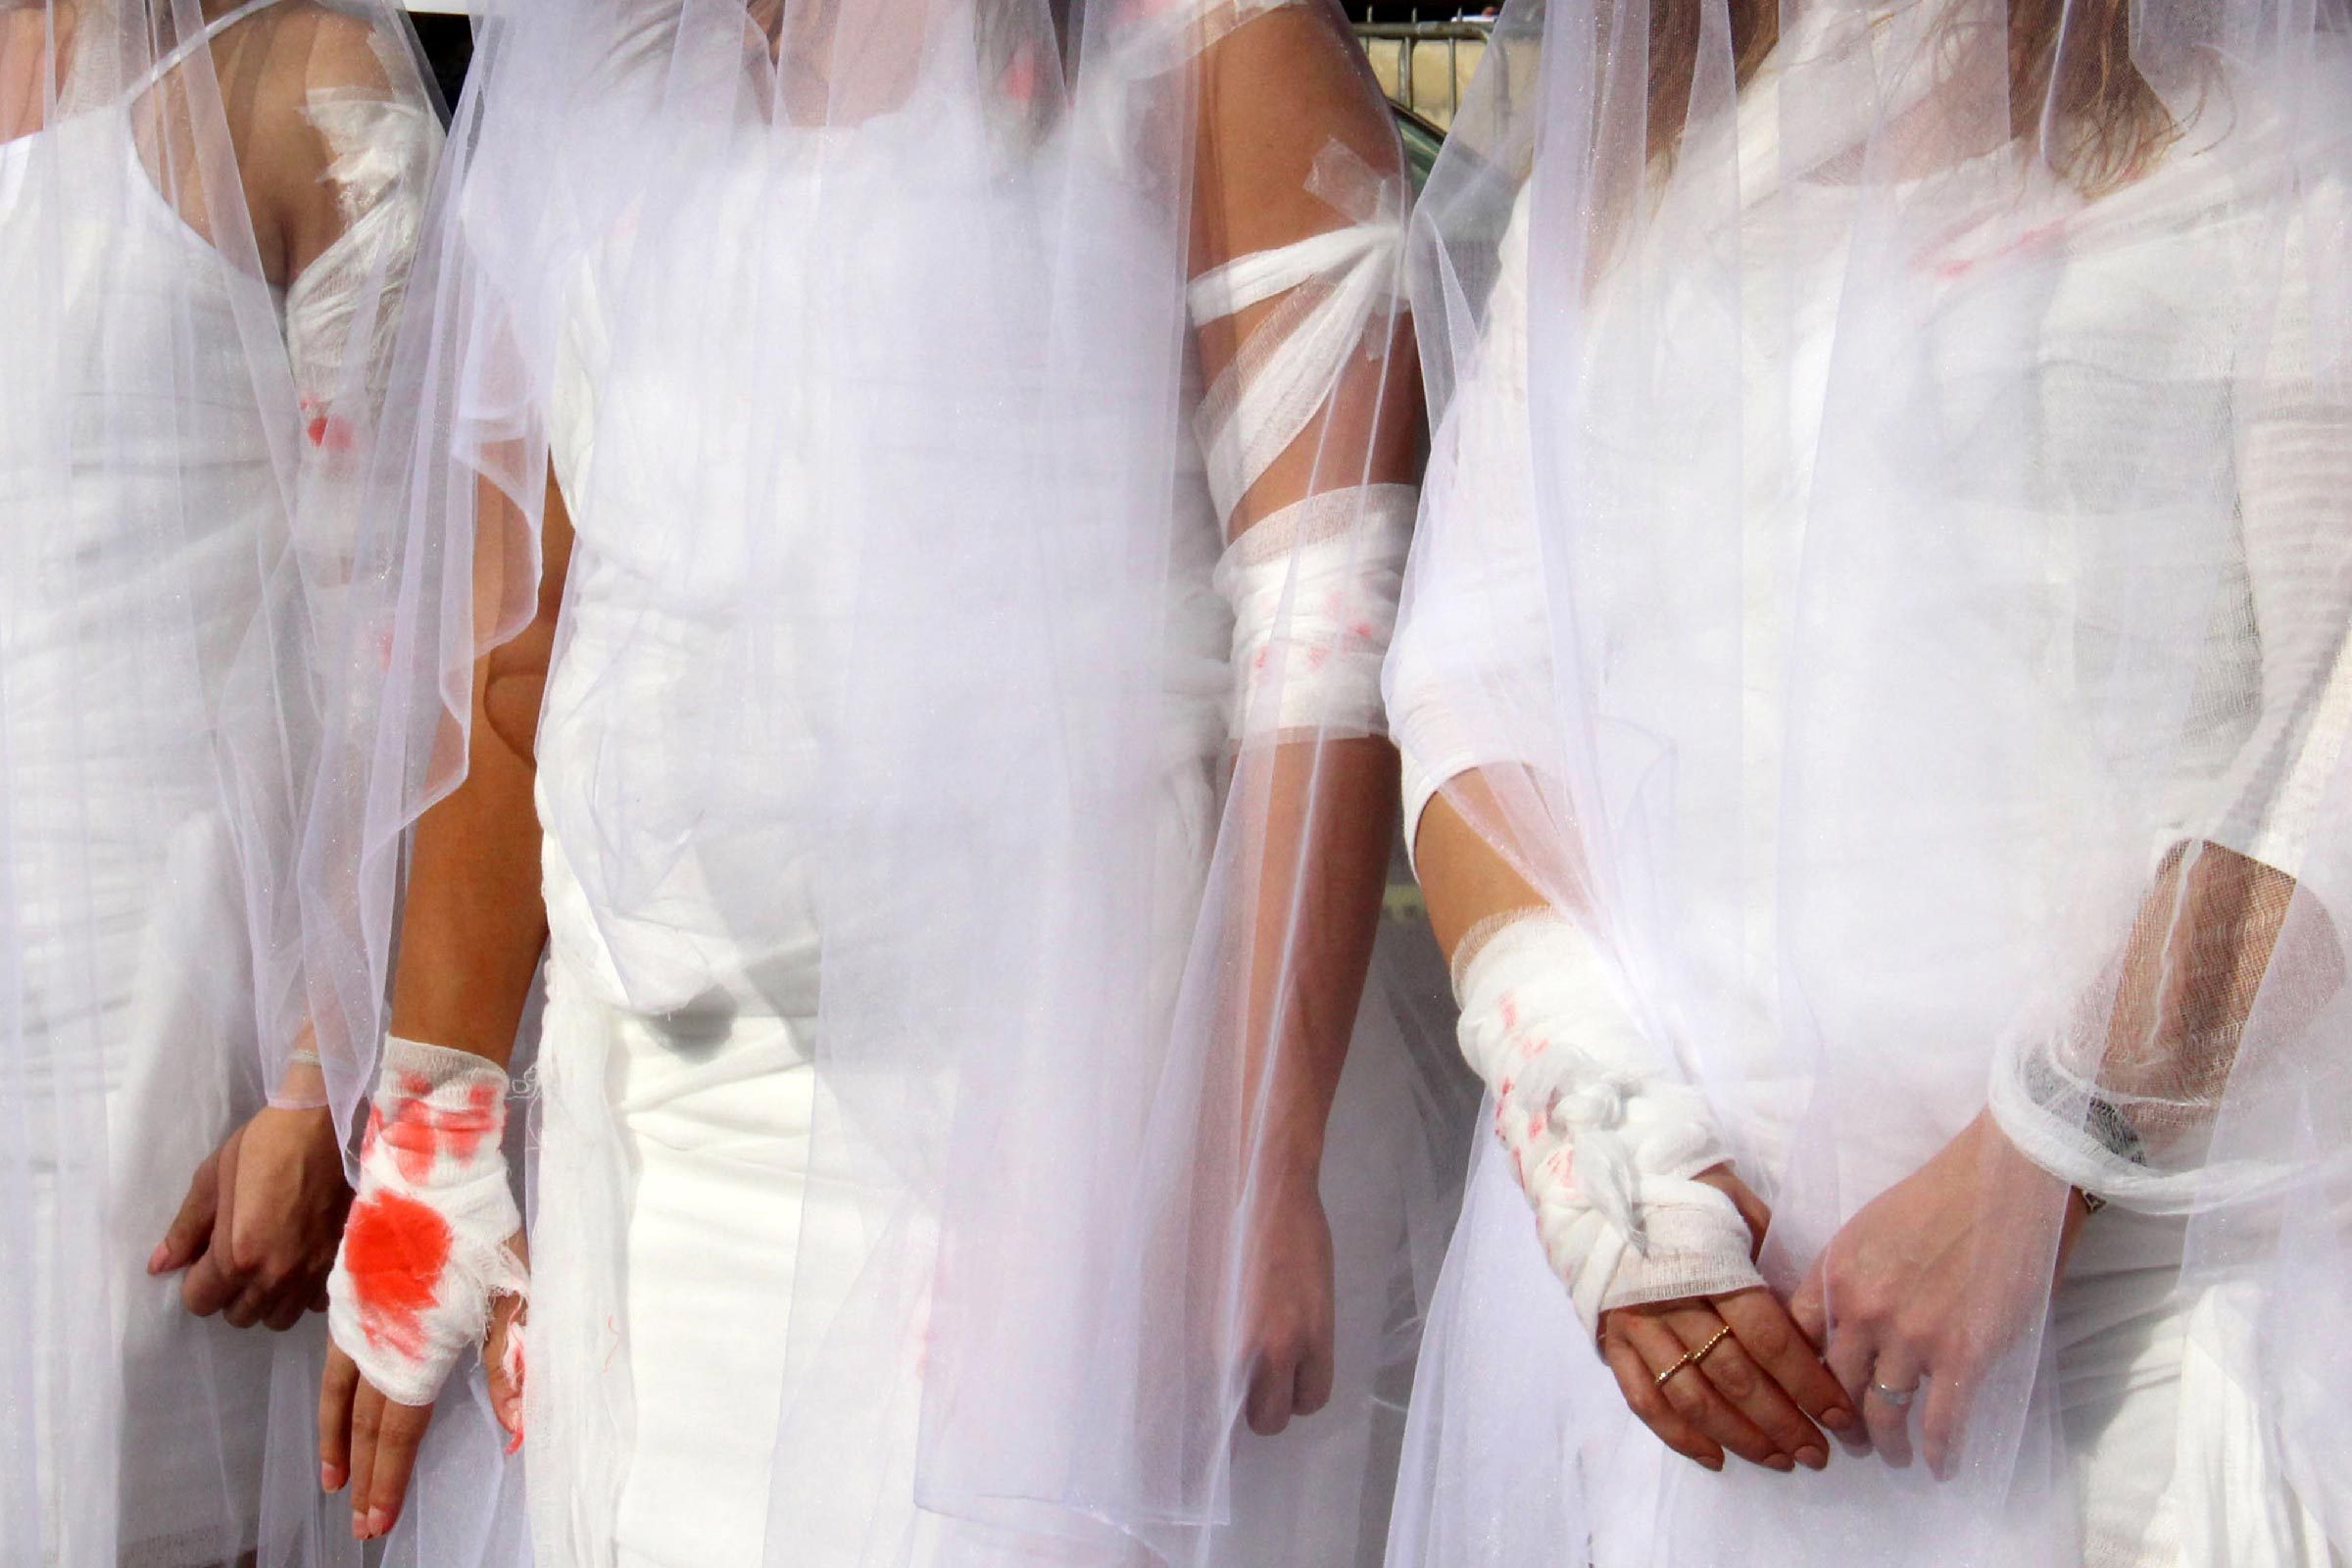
[{"x1": 1452, "y1": 911, "x2": 1761, "y2": 1335}]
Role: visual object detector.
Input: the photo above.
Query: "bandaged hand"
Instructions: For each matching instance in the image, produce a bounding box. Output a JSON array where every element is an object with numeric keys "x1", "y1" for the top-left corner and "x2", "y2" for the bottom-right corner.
[
  {"x1": 1454, "y1": 911, "x2": 1760, "y2": 1328},
  {"x1": 1457, "y1": 912, "x2": 1857, "y2": 1470},
  {"x1": 326, "y1": 1038, "x2": 526, "y2": 1407}
]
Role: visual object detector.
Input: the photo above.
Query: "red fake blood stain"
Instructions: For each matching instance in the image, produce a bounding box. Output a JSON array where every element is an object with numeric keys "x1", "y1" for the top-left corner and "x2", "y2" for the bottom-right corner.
[
  {"x1": 343, "y1": 1189, "x2": 453, "y2": 1360},
  {"x1": 370, "y1": 1078, "x2": 504, "y2": 1184},
  {"x1": 300, "y1": 396, "x2": 356, "y2": 452}
]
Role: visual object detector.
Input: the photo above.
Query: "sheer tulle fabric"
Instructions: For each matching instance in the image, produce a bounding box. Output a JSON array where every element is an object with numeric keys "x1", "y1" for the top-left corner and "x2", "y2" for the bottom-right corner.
[
  {"x1": 0, "y1": 1, "x2": 438, "y2": 1562},
  {"x1": 1385, "y1": 0, "x2": 2352, "y2": 1560},
  {"x1": 307, "y1": 0, "x2": 1456, "y2": 1563}
]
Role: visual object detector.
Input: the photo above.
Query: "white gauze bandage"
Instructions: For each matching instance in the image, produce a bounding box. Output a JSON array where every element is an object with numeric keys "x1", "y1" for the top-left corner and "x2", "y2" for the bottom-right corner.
[
  {"x1": 1214, "y1": 484, "x2": 1414, "y2": 741},
  {"x1": 1454, "y1": 910, "x2": 1763, "y2": 1335},
  {"x1": 327, "y1": 1037, "x2": 527, "y2": 1407}
]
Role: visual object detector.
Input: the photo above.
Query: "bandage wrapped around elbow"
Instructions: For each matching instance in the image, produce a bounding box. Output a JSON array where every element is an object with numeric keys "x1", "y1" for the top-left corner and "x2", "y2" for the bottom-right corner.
[
  {"x1": 326, "y1": 1037, "x2": 527, "y2": 1406},
  {"x1": 1454, "y1": 911, "x2": 1763, "y2": 1335},
  {"x1": 1215, "y1": 484, "x2": 1415, "y2": 742}
]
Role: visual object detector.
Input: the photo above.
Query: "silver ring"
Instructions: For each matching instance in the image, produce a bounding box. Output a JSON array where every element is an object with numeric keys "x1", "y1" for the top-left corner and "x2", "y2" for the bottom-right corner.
[{"x1": 1868, "y1": 1379, "x2": 1918, "y2": 1409}]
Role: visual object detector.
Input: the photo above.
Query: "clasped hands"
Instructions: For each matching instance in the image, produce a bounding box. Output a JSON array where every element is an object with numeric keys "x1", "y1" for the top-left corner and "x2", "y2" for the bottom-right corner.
[{"x1": 1599, "y1": 1111, "x2": 2083, "y2": 1480}]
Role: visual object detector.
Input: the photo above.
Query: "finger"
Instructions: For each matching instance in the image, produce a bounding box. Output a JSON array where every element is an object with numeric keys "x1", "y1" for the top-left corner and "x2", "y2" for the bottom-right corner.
[
  {"x1": 1725, "y1": 1181, "x2": 1773, "y2": 1258},
  {"x1": 1715, "y1": 1289, "x2": 1861, "y2": 1441},
  {"x1": 1788, "y1": 1256, "x2": 1828, "y2": 1349},
  {"x1": 263, "y1": 1295, "x2": 308, "y2": 1334},
  {"x1": 222, "y1": 1283, "x2": 268, "y2": 1331},
  {"x1": 1667, "y1": 1301, "x2": 1827, "y2": 1470},
  {"x1": 1599, "y1": 1324, "x2": 1721, "y2": 1470},
  {"x1": 1624, "y1": 1312, "x2": 1787, "y2": 1471},
  {"x1": 1921, "y1": 1368, "x2": 1974, "y2": 1481},
  {"x1": 318, "y1": 1349, "x2": 359, "y2": 1494},
  {"x1": 348, "y1": 1383, "x2": 383, "y2": 1536},
  {"x1": 178, "y1": 1249, "x2": 239, "y2": 1318},
  {"x1": 1819, "y1": 1313, "x2": 1878, "y2": 1454},
  {"x1": 150, "y1": 1150, "x2": 221, "y2": 1275},
  {"x1": 486, "y1": 1298, "x2": 527, "y2": 1449},
  {"x1": 358, "y1": 1396, "x2": 435, "y2": 1542},
  {"x1": 1294, "y1": 1333, "x2": 1336, "y2": 1423},
  {"x1": 1862, "y1": 1349, "x2": 1922, "y2": 1470},
  {"x1": 1245, "y1": 1352, "x2": 1299, "y2": 1437}
]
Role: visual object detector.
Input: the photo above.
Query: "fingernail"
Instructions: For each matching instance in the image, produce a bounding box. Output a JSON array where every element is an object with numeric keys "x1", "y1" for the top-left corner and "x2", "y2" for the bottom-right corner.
[
  {"x1": 350, "y1": 1512, "x2": 367, "y2": 1542},
  {"x1": 1821, "y1": 1406, "x2": 1857, "y2": 1432},
  {"x1": 1796, "y1": 1446, "x2": 1828, "y2": 1471},
  {"x1": 364, "y1": 1506, "x2": 390, "y2": 1538},
  {"x1": 320, "y1": 1462, "x2": 343, "y2": 1493},
  {"x1": 1699, "y1": 1454, "x2": 1724, "y2": 1472},
  {"x1": 1765, "y1": 1452, "x2": 1795, "y2": 1472},
  {"x1": 146, "y1": 1245, "x2": 170, "y2": 1275}
]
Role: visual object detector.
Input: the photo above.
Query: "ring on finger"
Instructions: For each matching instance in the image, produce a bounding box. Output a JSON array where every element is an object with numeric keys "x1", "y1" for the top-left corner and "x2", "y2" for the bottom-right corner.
[
  {"x1": 1868, "y1": 1377, "x2": 1919, "y2": 1409},
  {"x1": 1652, "y1": 1349, "x2": 1698, "y2": 1390},
  {"x1": 1691, "y1": 1325, "x2": 1734, "y2": 1368}
]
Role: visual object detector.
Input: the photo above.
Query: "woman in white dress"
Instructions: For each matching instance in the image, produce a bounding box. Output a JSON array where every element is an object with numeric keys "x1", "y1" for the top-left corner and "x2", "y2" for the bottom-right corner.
[
  {"x1": 304, "y1": 1, "x2": 1449, "y2": 1563},
  {"x1": 1384, "y1": 0, "x2": 2352, "y2": 1560},
  {"x1": 0, "y1": 1, "x2": 436, "y2": 1562}
]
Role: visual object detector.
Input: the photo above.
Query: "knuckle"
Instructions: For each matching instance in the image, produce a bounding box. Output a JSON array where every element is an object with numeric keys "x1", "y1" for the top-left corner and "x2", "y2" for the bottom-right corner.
[
  {"x1": 1740, "y1": 1316, "x2": 1790, "y2": 1361},
  {"x1": 1707, "y1": 1357, "x2": 1757, "y2": 1402}
]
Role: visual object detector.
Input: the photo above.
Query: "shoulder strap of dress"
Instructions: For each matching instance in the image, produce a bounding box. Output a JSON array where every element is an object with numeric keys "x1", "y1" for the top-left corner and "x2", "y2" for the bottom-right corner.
[{"x1": 129, "y1": 0, "x2": 289, "y2": 96}]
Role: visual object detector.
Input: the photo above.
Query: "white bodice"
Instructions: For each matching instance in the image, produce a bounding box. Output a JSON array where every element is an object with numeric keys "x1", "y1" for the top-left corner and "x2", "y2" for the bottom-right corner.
[{"x1": 534, "y1": 113, "x2": 1232, "y2": 1016}]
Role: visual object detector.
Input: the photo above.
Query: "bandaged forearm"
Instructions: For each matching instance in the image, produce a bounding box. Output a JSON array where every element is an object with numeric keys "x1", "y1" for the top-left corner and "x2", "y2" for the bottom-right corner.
[
  {"x1": 327, "y1": 1037, "x2": 526, "y2": 1406},
  {"x1": 1216, "y1": 484, "x2": 1414, "y2": 741},
  {"x1": 1454, "y1": 911, "x2": 1761, "y2": 1335}
]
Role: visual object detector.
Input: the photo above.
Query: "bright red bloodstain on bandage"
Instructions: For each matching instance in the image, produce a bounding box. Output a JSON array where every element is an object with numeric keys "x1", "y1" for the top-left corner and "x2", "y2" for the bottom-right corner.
[
  {"x1": 373, "y1": 1080, "x2": 505, "y2": 1183},
  {"x1": 344, "y1": 1189, "x2": 454, "y2": 1360}
]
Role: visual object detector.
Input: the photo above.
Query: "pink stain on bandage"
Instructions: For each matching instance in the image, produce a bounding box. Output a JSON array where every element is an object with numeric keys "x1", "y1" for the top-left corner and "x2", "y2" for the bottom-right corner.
[{"x1": 369, "y1": 1078, "x2": 505, "y2": 1185}]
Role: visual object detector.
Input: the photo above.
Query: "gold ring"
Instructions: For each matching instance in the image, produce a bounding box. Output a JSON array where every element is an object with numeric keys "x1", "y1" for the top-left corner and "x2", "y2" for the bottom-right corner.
[
  {"x1": 1692, "y1": 1325, "x2": 1735, "y2": 1366},
  {"x1": 1652, "y1": 1351, "x2": 1697, "y2": 1390}
]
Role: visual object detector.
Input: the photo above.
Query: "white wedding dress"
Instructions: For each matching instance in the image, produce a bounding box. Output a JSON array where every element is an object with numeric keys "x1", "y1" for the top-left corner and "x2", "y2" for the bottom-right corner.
[{"x1": 0, "y1": 5, "x2": 434, "y2": 1561}]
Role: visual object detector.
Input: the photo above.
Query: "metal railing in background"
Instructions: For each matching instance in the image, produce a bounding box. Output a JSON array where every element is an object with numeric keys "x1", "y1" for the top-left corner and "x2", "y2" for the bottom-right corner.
[{"x1": 1353, "y1": 18, "x2": 1491, "y2": 131}]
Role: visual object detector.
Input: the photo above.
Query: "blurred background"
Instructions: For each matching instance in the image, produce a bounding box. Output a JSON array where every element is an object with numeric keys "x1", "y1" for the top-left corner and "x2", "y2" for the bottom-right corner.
[{"x1": 400, "y1": 3, "x2": 1490, "y2": 144}]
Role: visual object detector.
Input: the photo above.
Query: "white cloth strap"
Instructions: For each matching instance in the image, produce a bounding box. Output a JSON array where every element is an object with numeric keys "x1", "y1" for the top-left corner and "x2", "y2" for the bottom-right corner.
[
  {"x1": 1190, "y1": 215, "x2": 1406, "y2": 522},
  {"x1": 1214, "y1": 483, "x2": 1414, "y2": 741},
  {"x1": 326, "y1": 1037, "x2": 527, "y2": 1406},
  {"x1": 1452, "y1": 911, "x2": 1763, "y2": 1336}
]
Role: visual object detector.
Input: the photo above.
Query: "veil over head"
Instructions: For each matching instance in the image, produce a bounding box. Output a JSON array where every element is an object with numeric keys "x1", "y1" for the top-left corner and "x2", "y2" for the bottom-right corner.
[
  {"x1": 0, "y1": 0, "x2": 439, "y2": 1560},
  {"x1": 1384, "y1": 0, "x2": 2352, "y2": 1558},
  {"x1": 308, "y1": 0, "x2": 1464, "y2": 1560}
]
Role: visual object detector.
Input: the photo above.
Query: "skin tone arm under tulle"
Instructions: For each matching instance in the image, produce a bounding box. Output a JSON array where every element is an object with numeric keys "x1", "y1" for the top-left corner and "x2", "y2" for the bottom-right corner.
[
  {"x1": 1412, "y1": 778, "x2": 1860, "y2": 1471},
  {"x1": 1187, "y1": 3, "x2": 1413, "y2": 1436},
  {"x1": 318, "y1": 471, "x2": 573, "y2": 1542}
]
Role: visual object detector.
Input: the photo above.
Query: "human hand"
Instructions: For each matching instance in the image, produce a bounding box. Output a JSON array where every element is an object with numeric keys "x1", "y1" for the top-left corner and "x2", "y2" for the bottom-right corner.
[
  {"x1": 1790, "y1": 1111, "x2": 2085, "y2": 1476},
  {"x1": 1238, "y1": 1169, "x2": 1338, "y2": 1436},
  {"x1": 1595, "y1": 1167, "x2": 1859, "y2": 1474},
  {"x1": 152, "y1": 1104, "x2": 352, "y2": 1331}
]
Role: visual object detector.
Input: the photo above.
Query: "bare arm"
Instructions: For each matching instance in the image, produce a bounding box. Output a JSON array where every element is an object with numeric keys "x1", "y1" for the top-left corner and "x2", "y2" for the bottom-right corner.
[
  {"x1": 1190, "y1": 0, "x2": 1420, "y2": 1188},
  {"x1": 385, "y1": 471, "x2": 573, "y2": 1066}
]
